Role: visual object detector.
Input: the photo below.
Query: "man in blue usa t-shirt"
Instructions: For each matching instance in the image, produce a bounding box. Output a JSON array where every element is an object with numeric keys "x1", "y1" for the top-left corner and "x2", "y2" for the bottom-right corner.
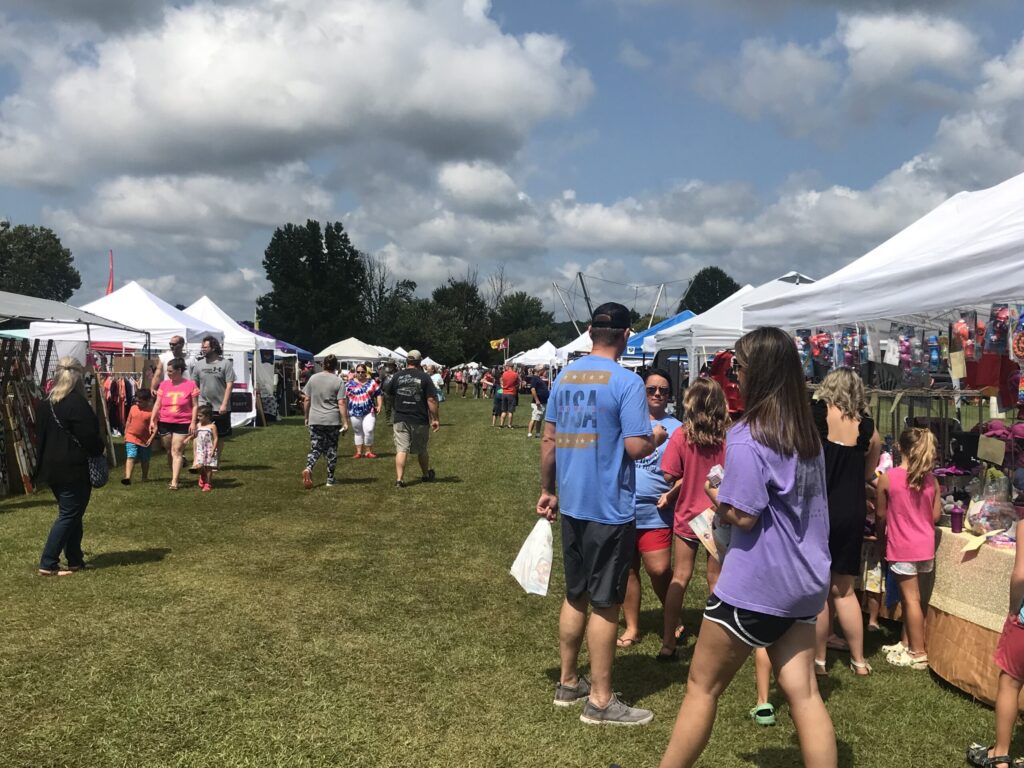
[{"x1": 537, "y1": 302, "x2": 667, "y2": 726}]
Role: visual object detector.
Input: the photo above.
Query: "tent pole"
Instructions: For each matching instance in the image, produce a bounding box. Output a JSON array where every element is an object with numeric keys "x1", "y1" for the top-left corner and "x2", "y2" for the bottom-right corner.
[{"x1": 648, "y1": 284, "x2": 665, "y2": 329}]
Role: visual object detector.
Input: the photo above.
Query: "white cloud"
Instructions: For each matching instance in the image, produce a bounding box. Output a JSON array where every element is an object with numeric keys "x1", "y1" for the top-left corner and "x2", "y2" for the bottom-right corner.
[
  {"x1": 688, "y1": 12, "x2": 980, "y2": 136},
  {"x1": 0, "y1": 0, "x2": 592, "y2": 186},
  {"x1": 437, "y1": 161, "x2": 529, "y2": 219},
  {"x1": 618, "y1": 41, "x2": 654, "y2": 70},
  {"x1": 694, "y1": 38, "x2": 841, "y2": 137}
]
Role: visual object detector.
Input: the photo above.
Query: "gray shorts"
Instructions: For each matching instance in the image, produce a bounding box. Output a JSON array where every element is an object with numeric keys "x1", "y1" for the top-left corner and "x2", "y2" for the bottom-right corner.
[
  {"x1": 889, "y1": 559, "x2": 934, "y2": 576},
  {"x1": 530, "y1": 402, "x2": 546, "y2": 422},
  {"x1": 393, "y1": 422, "x2": 429, "y2": 454}
]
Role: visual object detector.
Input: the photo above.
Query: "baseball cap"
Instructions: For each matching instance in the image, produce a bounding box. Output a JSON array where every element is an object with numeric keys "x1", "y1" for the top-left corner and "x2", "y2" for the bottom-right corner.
[
  {"x1": 590, "y1": 302, "x2": 631, "y2": 329},
  {"x1": 406, "y1": 349, "x2": 423, "y2": 362}
]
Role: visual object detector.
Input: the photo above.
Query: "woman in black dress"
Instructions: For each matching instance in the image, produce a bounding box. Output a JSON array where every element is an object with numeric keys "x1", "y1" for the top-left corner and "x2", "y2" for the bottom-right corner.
[
  {"x1": 812, "y1": 368, "x2": 881, "y2": 675},
  {"x1": 35, "y1": 357, "x2": 105, "y2": 576}
]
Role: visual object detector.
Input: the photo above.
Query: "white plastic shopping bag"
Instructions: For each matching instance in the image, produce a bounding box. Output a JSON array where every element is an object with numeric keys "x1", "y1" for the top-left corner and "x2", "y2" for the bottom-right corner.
[{"x1": 510, "y1": 519, "x2": 553, "y2": 596}]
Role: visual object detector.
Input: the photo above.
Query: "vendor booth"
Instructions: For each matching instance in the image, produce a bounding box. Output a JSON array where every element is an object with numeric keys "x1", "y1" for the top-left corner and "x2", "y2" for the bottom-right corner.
[
  {"x1": 739, "y1": 171, "x2": 1024, "y2": 707},
  {"x1": 184, "y1": 296, "x2": 276, "y2": 428},
  {"x1": 1, "y1": 291, "x2": 150, "y2": 496}
]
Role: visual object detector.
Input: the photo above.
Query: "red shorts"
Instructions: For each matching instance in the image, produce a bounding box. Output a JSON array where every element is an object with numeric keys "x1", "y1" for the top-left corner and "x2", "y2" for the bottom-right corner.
[
  {"x1": 994, "y1": 614, "x2": 1024, "y2": 682},
  {"x1": 637, "y1": 527, "x2": 672, "y2": 553}
]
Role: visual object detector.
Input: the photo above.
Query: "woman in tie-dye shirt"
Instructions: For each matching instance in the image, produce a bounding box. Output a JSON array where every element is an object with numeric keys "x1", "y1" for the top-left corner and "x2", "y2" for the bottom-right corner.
[{"x1": 345, "y1": 366, "x2": 383, "y2": 459}]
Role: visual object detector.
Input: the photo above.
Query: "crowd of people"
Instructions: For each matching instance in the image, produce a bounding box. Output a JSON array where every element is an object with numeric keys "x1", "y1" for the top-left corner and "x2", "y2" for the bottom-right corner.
[
  {"x1": 536, "y1": 302, "x2": 1024, "y2": 768},
  {"x1": 27, "y1": 303, "x2": 1024, "y2": 767}
]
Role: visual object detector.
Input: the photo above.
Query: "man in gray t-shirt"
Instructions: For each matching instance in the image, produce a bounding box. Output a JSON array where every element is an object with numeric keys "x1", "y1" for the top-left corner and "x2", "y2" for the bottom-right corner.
[
  {"x1": 301, "y1": 356, "x2": 350, "y2": 488},
  {"x1": 189, "y1": 336, "x2": 236, "y2": 450}
]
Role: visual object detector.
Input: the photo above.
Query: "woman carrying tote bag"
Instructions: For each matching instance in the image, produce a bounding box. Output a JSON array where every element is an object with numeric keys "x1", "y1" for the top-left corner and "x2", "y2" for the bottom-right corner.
[{"x1": 34, "y1": 357, "x2": 105, "y2": 576}]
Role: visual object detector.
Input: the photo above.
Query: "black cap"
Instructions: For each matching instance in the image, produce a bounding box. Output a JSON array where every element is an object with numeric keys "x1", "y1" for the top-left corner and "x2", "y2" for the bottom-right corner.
[{"x1": 590, "y1": 302, "x2": 631, "y2": 329}]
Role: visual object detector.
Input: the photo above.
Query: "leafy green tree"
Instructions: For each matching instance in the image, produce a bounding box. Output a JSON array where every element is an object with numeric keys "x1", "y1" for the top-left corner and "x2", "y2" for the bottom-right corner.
[
  {"x1": 491, "y1": 291, "x2": 554, "y2": 337},
  {"x1": 258, "y1": 220, "x2": 368, "y2": 353},
  {"x1": 431, "y1": 273, "x2": 491, "y2": 361},
  {"x1": 676, "y1": 266, "x2": 741, "y2": 314},
  {"x1": 0, "y1": 222, "x2": 81, "y2": 301},
  {"x1": 385, "y1": 298, "x2": 465, "y2": 364}
]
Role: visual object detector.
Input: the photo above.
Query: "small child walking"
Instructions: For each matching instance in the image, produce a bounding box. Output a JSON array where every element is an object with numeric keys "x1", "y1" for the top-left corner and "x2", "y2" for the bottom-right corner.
[
  {"x1": 876, "y1": 427, "x2": 940, "y2": 670},
  {"x1": 121, "y1": 389, "x2": 155, "y2": 485},
  {"x1": 967, "y1": 512, "x2": 1024, "y2": 768},
  {"x1": 191, "y1": 405, "x2": 219, "y2": 492}
]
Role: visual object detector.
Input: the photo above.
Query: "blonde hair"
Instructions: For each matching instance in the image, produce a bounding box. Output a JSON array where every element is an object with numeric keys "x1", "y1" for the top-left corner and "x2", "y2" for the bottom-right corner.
[
  {"x1": 683, "y1": 377, "x2": 729, "y2": 448},
  {"x1": 49, "y1": 357, "x2": 87, "y2": 403},
  {"x1": 898, "y1": 428, "x2": 937, "y2": 491},
  {"x1": 813, "y1": 367, "x2": 868, "y2": 420}
]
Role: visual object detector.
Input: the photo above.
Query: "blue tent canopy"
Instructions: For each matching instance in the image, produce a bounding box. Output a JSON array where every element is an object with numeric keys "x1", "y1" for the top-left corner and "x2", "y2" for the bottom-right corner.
[{"x1": 623, "y1": 310, "x2": 695, "y2": 358}]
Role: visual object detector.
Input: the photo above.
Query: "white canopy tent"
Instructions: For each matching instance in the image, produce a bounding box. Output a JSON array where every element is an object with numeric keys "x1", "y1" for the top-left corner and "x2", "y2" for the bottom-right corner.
[
  {"x1": 184, "y1": 296, "x2": 277, "y2": 428},
  {"x1": 653, "y1": 273, "x2": 815, "y2": 381},
  {"x1": 555, "y1": 331, "x2": 593, "y2": 363},
  {"x1": 421, "y1": 356, "x2": 443, "y2": 369},
  {"x1": 513, "y1": 341, "x2": 558, "y2": 367},
  {"x1": 315, "y1": 337, "x2": 382, "y2": 361},
  {"x1": 745, "y1": 172, "x2": 1024, "y2": 328},
  {"x1": 30, "y1": 281, "x2": 223, "y2": 350}
]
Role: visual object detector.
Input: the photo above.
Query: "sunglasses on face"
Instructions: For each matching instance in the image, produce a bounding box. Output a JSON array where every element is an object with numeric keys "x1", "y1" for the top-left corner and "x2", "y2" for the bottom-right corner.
[{"x1": 646, "y1": 386, "x2": 670, "y2": 396}]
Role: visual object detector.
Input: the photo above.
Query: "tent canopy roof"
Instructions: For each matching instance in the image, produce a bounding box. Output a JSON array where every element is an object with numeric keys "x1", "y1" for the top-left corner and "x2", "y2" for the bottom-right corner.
[
  {"x1": 745, "y1": 173, "x2": 1024, "y2": 328},
  {"x1": 652, "y1": 272, "x2": 815, "y2": 353},
  {"x1": 1, "y1": 290, "x2": 145, "y2": 336},
  {"x1": 624, "y1": 310, "x2": 695, "y2": 357},
  {"x1": 185, "y1": 296, "x2": 276, "y2": 352},
  {"x1": 316, "y1": 337, "x2": 383, "y2": 360},
  {"x1": 514, "y1": 341, "x2": 558, "y2": 367},
  {"x1": 30, "y1": 281, "x2": 223, "y2": 346}
]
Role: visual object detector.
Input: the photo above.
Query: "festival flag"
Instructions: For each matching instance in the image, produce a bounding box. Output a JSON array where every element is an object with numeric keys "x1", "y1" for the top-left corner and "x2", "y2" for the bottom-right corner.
[
  {"x1": 489, "y1": 338, "x2": 509, "y2": 350},
  {"x1": 105, "y1": 250, "x2": 114, "y2": 295}
]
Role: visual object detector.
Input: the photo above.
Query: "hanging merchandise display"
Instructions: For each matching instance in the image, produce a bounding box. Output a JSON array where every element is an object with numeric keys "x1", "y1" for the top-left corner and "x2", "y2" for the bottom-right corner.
[{"x1": 985, "y1": 304, "x2": 1011, "y2": 355}]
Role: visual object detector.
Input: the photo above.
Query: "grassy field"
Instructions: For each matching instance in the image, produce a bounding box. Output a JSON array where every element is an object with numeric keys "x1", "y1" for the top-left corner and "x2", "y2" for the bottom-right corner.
[{"x1": 0, "y1": 396, "x2": 1012, "y2": 767}]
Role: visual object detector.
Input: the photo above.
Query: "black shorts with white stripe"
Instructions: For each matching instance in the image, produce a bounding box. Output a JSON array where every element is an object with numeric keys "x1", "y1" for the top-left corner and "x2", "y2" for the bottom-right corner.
[{"x1": 703, "y1": 594, "x2": 816, "y2": 648}]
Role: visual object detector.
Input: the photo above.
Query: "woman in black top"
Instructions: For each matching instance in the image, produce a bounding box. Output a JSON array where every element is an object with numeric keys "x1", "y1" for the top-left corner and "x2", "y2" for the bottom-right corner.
[
  {"x1": 811, "y1": 368, "x2": 881, "y2": 675},
  {"x1": 34, "y1": 357, "x2": 104, "y2": 576}
]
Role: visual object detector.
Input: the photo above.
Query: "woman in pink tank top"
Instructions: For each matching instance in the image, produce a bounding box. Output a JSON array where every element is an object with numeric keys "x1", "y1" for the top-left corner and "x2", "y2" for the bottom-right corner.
[{"x1": 876, "y1": 428, "x2": 941, "y2": 670}]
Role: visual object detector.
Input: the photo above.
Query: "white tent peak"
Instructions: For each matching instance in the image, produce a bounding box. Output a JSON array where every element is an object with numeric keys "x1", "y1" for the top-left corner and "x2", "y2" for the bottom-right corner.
[
  {"x1": 184, "y1": 296, "x2": 276, "y2": 353},
  {"x1": 316, "y1": 337, "x2": 382, "y2": 361}
]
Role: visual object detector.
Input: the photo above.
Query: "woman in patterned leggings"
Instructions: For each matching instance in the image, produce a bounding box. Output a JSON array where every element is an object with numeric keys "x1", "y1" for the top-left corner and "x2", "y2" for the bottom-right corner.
[{"x1": 301, "y1": 355, "x2": 350, "y2": 489}]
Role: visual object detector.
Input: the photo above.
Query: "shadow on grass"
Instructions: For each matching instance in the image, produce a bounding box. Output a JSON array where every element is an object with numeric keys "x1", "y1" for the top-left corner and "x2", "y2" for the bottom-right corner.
[
  {"x1": 0, "y1": 497, "x2": 53, "y2": 512},
  {"x1": 222, "y1": 464, "x2": 273, "y2": 471},
  {"x1": 333, "y1": 478, "x2": 376, "y2": 486},
  {"x1": 89, "y1": 548, "x2": 171, "y2": 569},
  {"x1": 426, "y1": 476, "x2": 462, "y2": 484},
  {"x1": 739, "y1": 738, "x2": 854, "y2": 768}
]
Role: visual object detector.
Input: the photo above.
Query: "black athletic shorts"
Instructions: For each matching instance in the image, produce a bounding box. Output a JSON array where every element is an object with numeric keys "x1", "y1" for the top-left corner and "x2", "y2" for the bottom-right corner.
[
  {"x1": 157, "y1": 421, "x2": 190, "y2": 437},
  {"x1": 213, "y1": 411, "x2": 232, "y2": 437},
  {"x1": 703, "y1": 594, "x2": 816, "y2": 648},
  {"x1": 561, "y1": 515, "x2": 635, "y2": 608}
]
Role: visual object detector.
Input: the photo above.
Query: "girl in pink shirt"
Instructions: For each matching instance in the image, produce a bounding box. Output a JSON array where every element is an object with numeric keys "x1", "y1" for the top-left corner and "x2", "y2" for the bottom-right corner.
[
  {"x1": 659, "y1": 377, "x2": 728, "y2": 659},
  {"x1": 876, "y1": 428, "x2": 941, "y2": 670}
]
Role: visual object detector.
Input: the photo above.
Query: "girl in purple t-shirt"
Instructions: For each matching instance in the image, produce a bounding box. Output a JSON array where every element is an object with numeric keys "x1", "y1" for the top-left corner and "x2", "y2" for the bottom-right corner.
[{"x1": 660, "y1": 327, "x2": 836, "y2": 768}]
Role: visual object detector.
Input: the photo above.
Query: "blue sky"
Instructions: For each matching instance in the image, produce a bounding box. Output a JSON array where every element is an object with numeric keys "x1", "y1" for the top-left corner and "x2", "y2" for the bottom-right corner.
[{"x1": 0, "y1": 0, "x2": 1023, "y2": 319}]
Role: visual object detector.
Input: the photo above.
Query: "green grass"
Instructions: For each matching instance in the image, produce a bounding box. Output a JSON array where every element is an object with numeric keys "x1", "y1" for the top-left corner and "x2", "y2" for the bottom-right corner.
[{"x1": 0, "y1": 397, "x2": 1011, "y2": 767}]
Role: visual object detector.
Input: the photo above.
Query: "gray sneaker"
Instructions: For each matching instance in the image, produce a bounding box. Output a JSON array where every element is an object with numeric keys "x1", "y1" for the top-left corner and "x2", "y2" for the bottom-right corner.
[
  {"x1": 580, "y1": 694, "x2": 653, "y2": 726},
  {"x1": 553, "y1": 676, "x2": 591, "y2": 707}
]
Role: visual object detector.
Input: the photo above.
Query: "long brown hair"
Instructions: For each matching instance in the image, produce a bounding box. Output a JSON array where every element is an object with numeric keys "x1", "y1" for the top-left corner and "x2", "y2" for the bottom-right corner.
[
  {"x1": 683, "y1": 377, "x2": 729, "y2": 447},
  {"x1": 734, "y1": 327, "x2": 820, "y2": 459},
  {"x1": 898, "y1": 428, "x2": 937, "y2": 491}
]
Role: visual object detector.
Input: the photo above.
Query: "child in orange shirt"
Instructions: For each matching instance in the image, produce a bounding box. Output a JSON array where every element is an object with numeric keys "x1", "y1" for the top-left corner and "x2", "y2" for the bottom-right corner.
[{"x1": 121, "y1": 389, "x2": 155, "y2": 485}]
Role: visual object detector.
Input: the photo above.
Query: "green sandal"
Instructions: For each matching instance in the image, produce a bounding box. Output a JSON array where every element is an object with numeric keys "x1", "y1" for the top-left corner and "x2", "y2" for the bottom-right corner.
[{"x1": 750, "y1": 703, "x2": 776, "y2": 727}]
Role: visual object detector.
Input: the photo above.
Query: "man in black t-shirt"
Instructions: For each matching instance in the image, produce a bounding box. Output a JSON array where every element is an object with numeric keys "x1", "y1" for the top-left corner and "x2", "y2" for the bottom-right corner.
[
  {"x1": 384, "y1": 350, "x2": 440, "y2": 488},
  {"x1": 526, "y1": 367, "x2": 550, "y2": 438}
]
